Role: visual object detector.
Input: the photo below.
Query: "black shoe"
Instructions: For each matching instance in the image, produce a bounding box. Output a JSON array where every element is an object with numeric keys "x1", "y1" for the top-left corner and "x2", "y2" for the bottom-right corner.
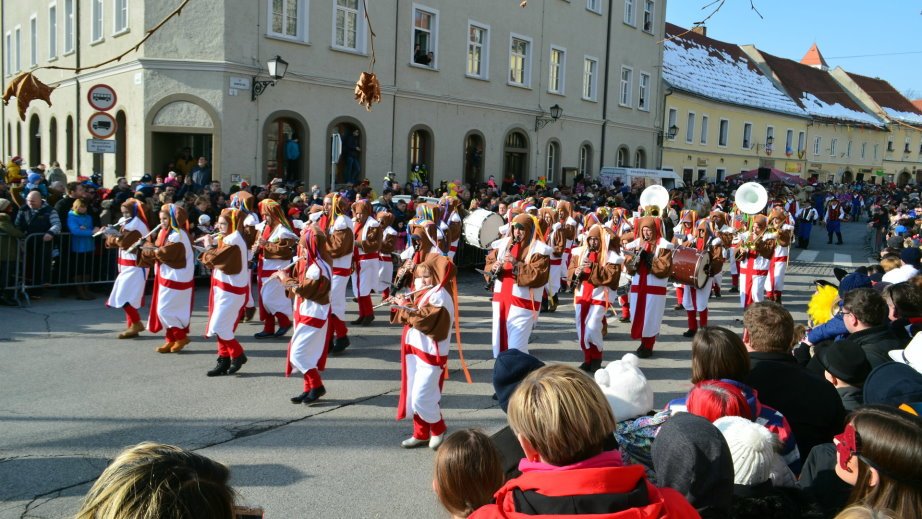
[
  {"x1": 331, "y1": 336, "x2": 350, "y2": 354},
  {"x1": 351, "y1": 316, "x2": 365, "y2": 325},
  {"x1": 729, "y1": 287, "x2": 739, "y2": 294},
  {"x1": 243, "y1": 307, "x2": 256, "y2": 322},
  {"x1": 635, "y1": 345, "x2": 653, "y2": 358},
  {"x1": 682, "y1": 329, "x2": 697, "y2": 338},
  {"x1": 274, "y1": 325, "x2": 292, "y2": 337},
  {"x1": 673, "y1": 304, "x2": 683, "y2": 311},
  {"x1": 361, "y1": 315, "x2": 375, "y2": 326},
  {"x1": 291, "y1": 392, "x2": 310, "y2": 404},
  {"x1": 588, "y1": 359, "x2": 602, "y2": 372},
  {"x1": 302, "y1": 386, "x2": 326, "y2": 404},
  {"x1": 578, "y1": 361, "x2": 591, "y2": 373},
  {"x1": 207, "y1": 356, "x2": 231, "y2": 377},
  {"x1": 254, "y1": 331, "x2": 275, "y2": 339},
  {"x1": 228, "y1": 353, "x2": 248, "y2": 374},
  {"x1": 837, "y1": 241, "x2": 843, "y2": 245},
  {"x1": 619, "y1": 316, "x2": 630, "y2": 323},
  {"x1": 715, "y1": 292, "x2": 722, "y2": 299}
]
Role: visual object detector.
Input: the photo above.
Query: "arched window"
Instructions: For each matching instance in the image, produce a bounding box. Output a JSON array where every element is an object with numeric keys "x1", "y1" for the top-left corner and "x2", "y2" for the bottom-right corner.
[
  {"x1": 545, "y1": 141, "x2": 559, "y2": 183},
  {"x1": 16, "y1": 122, "x2": 22, "y2": 158},
  {"x1": 115, "y1": 111, "x2": 127, "y2": 178},
  {"x1": 617, "y1": 146, "x2": 629, "y2": 167},
  {"x1": 463, "y1": 132, "x2": 484, "y2": 186},
  {"x1": 6, "y1": 123, "x2": 10, "y2": 157},
  {"x1": 65, "y1": 116, "x2": 74, "y2": 170},
  {"x1": 504, "y1": 130, "x2": 529, "y2": 184},
  {"x1": 634, "y1": 148, "x2": 646, "y2": 169},
  {"x1": 29, "y1": 115, "x2": 41, "y2": 166},
  {"x1": 49, "y1": 118, "x2": 58, "y2": 163},
  {"x1": 408, "y1": 126, "x2": 433, "y2": 185},
  {"x1": 578, "y1": 143, "x2": 592, "y2": 177}
]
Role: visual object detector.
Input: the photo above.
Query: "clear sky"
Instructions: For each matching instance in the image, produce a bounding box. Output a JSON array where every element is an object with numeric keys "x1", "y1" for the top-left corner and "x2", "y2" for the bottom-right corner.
[{"x1": 666, "y1": 0, "x2": 922, "y2": 99}]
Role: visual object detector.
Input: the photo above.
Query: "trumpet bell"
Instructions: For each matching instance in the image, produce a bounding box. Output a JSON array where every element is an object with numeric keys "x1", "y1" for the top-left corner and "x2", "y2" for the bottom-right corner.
[
  {"x1": 639, "y1": 185, "x2": 669, "y2": 216},
  {"x1": 735, "y1": 182, "x2": 768, "y2": 215}
]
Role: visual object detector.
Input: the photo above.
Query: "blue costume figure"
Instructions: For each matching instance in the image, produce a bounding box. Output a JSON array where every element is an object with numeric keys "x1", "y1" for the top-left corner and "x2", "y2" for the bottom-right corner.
[
  {"x1": 796, "y1": 201, "x2": 818, "y2": 249},
  {"x1": 824, "y1": 199, "x2": 844, "y2": 245}
]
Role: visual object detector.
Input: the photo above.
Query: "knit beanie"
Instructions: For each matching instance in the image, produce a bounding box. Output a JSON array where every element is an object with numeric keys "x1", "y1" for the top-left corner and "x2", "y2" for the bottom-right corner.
[
  {"x1": 901, "y1": 247, "x2": 922, "y2": 268},
  {"x1": 492, "y1": 349, "x2": 544, "y2": 413},
  {"x1": 27, "y1": 172, "x2": 42, "y2": 185},
  {"x1": 838, "y1": 272, "x2": 872, "y2": 297},
  {"x1": 594, "y1": 353, "x2": 654, "y2": 421},
  {"x1": 713, "y1": 416, "x2": 775, "y2": 486}
]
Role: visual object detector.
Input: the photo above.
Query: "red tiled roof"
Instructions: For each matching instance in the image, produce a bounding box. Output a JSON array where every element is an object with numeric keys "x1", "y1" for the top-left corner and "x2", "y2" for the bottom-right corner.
[
  {"x1": 800, "y1": 43, "x2": 828, "y2": 68},
  {"x1": 912, "y1": 100, "x2": 922, "y2": 112},
  {"x1": 846, "y1": 72, "x2": 922, "y2": 118}
]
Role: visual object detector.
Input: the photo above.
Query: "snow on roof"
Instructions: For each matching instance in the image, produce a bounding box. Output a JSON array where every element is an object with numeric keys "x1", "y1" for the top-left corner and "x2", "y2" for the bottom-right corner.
[
  {"x1": 845, "y1": 72, "x2": 922, "y2": 126},
  {"x1": 663, "y1": 23, "x2": 807, "y2": 117},
  {"x1": 758, "y1": 51, "x2": 884, "y2": 126}
]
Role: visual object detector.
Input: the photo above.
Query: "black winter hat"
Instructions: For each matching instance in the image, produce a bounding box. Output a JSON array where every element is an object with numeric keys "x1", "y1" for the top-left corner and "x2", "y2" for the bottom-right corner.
[{"x1": 492, "y1": 349, "x2": 544, "y2": 413}]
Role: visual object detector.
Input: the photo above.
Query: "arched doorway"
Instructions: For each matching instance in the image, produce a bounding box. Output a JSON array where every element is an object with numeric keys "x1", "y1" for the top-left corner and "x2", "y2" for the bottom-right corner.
[
  {"x1": 616, "y1": 146, "x2": 629, "y2": 167},
  {"x1": 115, "y1": 111, "x2": 127, "y2": 178},
  {"x1": 48, "y1": 118, "x2": 58, "y2": 164},
  {"x1": 263, "y1": 112, "x2": 308, "y2": 184},
  {"x1": 327, "y1": 117, "x2": 365, "y2": 187},
  {"x1": 146, "y1": 95, "x2": 218, "y2": 183},
  {"x1": 408, "y1": 126, "x2": 434, "y2": 186},
  {"x1": 841, "y1": 170, "x2": 853, "y2": 184},
  {"x1": 898, "y1": 170, "x2": 912, "y2": 186},
  {"x1": 634, "y1": 148, "x2": 647, "y2": 169},
  {"x1": 29, "y1": 117, "x2": 40, "y2": 165},
  {"x1": 503, "y1": 129, "x2": 529, "y2": 184},
  {"x1": 578, "y1": 143, "x2": 592, "y2": 178},
  {"x1": 463, "y1": 131, "x2": 484, "y2": 186}
]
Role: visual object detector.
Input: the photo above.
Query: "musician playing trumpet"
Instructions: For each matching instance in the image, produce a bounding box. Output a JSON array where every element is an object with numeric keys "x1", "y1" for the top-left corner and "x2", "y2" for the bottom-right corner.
[
  {"x1": 567, "y1": 224, "x2": 624, "y2": 373},
  {"x1": 623, "y1": 216, "x2": 673, "y2": 358},
  {"x1": 253, "y1": 200, "x2": 297, "y2": 339},
  {"x1": 484, "y1": 214, "x2": 551, "y2": 358},
  {"x1": 105, "y1": 199, "x2": 152, "y2": 340},
  {"x1": 733, "y1": 214, "x2": 775, "y2": 309}
]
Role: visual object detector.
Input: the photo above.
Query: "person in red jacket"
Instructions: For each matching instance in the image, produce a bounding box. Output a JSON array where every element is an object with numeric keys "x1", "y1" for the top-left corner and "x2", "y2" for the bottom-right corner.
[{"x1": 470, "y1": 364, "x2": 700, "y2": 519}]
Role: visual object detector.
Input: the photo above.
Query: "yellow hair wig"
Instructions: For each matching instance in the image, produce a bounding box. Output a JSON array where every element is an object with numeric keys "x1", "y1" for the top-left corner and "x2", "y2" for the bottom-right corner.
[{"x1": 807, "y1": 284, "x2": 840, "y2": 326}]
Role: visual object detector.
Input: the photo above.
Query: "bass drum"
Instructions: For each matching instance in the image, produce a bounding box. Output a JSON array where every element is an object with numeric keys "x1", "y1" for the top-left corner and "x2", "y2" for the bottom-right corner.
[
  {"x1": 463, "y1": 209, "x2": 504, "y2": 249},
  {"x1": 669, "y1": 247, "x2": 711, "y2": 289}
]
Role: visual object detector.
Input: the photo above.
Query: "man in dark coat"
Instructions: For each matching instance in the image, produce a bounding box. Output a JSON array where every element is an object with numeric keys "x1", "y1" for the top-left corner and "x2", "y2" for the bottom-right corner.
[{"x1": 743, "y1": 301, "x2": 846, "y2": 461}]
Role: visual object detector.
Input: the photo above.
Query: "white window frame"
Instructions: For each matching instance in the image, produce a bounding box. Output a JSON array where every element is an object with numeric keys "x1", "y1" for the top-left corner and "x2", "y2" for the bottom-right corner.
[
  {"x1": 582, "y1": 55, "x2": 598, "y2": 101},
  {"x1": 638, "y1": 71, "x2": 651, "y2": 111},
  {"x1": 846, "y1": 140, "x2": 852, "y2": 158},
  {"x1": 861, "y1": 142, "x2": 866, "y2": 159},
  {"x1": 685, "y1": 112, "x2": 696, "y2": 143},
  {"x1": 113, "y1": 0, "x2": 128, "y2": 35},
  {"x1": 546, "y1": 141, "x2": 559, "y2": 182},
  {"x1": 508, "y1": 33, "x2": 532, "y2": 88},
  {"x1": 785, "y1": 129, "x2": 793, "y2": 153},
  {"x1": 642, "y1": 0, "x2": 654, "y2": 33},
  {"x1": 29, "y1": 15, "x2": 38, "y2": 68},
  {"x1": 266, "y1": 0, "x2": 308, "y2": 43},
  {"x1": 797, "y1": 131, "x2": 805, "y2": 153},
  {"x1": 830, "y1": 138, "x2": 837, "y2": 157},
  {"x1": 579, "y1": 144, "x2": 591, "y2": 176},
  {"x1": 48, "y1": 3, "x2": 58, "y2": 60},
  {"x1": 700, "y1": 115, "x2": 709, "y2": 144},
  {"x1": 619, "y1": 65, "x2": 633, "y2": 107},
  {"x1": 91, "y1": 0, "x2": 103, "y2": 43},
  {"x1": 4, "y1": 32, "x2": 11, "y2": 76},
  {"x1": 624, "y1": 0, "x2": 636, "y2": 26},
  {"x1": 466, "y1": 20, "x2": 489, "y2": 80},
  {"x1": 667, "y1": 108, "x2": 677, "y2": 141},
  {"x1": 716, "y1": 168, "x2": 726, "y2": 182},
  {"x1": 14, "y1": 26, "x2": 21, "y2": 72},
  {"x1": 742, "y1": 122, "x2": 752, "y2": 149},
  {"x1": 548, "y1": 45, "x2": 566, "y2": 94},
  {"x1": 63, "y1": 0, "x2": 74, "y2": 54},
  {"x1": 905, "y1": 137, "x2": 912, "y2": 153},
  {"x1": 411, "y1": 4, "x2": 439, "y2": 69},
  {"x1": 873, "y1": 143, "x2": 879, "y2": 160},
  {"x1": 332, "y1": 0, "x2": 367, "y2": 53},
  {"x1": 718, "y1": 118, "x2": 729, "y2": 147},
  {"x1": 587, "y1": 0, "x2": 602, "y2": 14},
  {"x1": 813, "y1": 136, "x2": 822, "y2": 156},
  {"x1": 765, "y1": 126, "x2": 774, "y2": 148}
]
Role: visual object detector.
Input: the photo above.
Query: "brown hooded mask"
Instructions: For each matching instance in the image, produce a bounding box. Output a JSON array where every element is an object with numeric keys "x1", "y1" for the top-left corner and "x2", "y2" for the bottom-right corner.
[
  {"x1": 510, "y1": 214, "x2": 536, "y2": 253},
  {"x1": 376, "y1": 210, "x2": 394, "y2": 228},
  {"x1": 352, "y1": 200, "x2": 371, "y2": 224}
]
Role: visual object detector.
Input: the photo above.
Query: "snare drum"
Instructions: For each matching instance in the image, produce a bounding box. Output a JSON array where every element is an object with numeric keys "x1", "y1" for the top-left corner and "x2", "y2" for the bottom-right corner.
[
  {"x1": 463, "y1": 209, "x2": 504, "y2": 249},
  {"x1": 669, "y1": 247, "x2": 711, "y2": 289}
]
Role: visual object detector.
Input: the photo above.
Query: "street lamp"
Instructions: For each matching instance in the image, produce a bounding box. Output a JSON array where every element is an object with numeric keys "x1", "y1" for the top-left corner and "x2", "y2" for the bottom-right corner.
[
  {"x1": 252, "y1": 55, "x2": 289, "y2": 101},
  {"x1": 535, "y1": 104, "x2": 563, "y2": 131},
  {"x1": 665, "y1": 124, "x2": 678, "y2": 140}
]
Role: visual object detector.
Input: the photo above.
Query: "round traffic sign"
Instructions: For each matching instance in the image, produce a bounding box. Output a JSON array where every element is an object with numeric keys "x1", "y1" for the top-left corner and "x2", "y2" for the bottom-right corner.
[
  {"x1": 87, "y1": 112, "x2": 117, "y2": 139},
  {"x1": 87, "y1": 84, "x2": 117, "y2": 111}
]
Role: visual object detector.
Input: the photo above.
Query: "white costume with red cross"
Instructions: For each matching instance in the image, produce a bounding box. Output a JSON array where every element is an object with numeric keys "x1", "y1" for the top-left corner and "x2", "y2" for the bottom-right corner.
[
  {"x1": 489, "y1": 236, "x2": 552, "y2": 358},
  {"x1": 682, "y1": 234, "x2": 722, "y2": 332},
  {"x1": 571, "y1": 242, "x2": 624, "y2": 365},
  {"x1": 286, "y1": 262, "x2": 331, "y2": 382},
  {"x1": 765, "y1": 223, "x2": 795, "y2": 300},
  {"x1": 147, "y1": 228, "x2": 195, "y2": 341},
  {"x1": 242, "y1": 212, "x2": 259, "y2": 312},
  {"x1": 735, "y1": 231, "x2": 770, "y2": 308},
  {"x1": 258, "y1": 224, "x2": 298, "y2": 319},
  {"x1": 545, "y1": 222, "x2": 564, "y2": 297},
  {"x1": 625, "y1": 236, "x2": 673, "y2": 349},
  {"x1": 351, "y1": 216, "x2": 381, "y2": 298},
  {"x1": 107, "y1": 216, "x2": 149, "y2": 311},
  {"x1": 377, "y1": 226, "x2": 398, "y2": 293},
  {"x1": 205, "y1": 230, "x2": 250, "y2": 341}
]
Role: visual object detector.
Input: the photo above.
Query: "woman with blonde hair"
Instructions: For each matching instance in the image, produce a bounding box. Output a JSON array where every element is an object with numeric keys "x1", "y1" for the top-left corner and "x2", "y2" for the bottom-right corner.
[
  {"x1": 470, "y1": 364, "x2": 698, "y2": 518},
  {"x1": 75, "y1": 442, "x2": 236, "y2": 519}
]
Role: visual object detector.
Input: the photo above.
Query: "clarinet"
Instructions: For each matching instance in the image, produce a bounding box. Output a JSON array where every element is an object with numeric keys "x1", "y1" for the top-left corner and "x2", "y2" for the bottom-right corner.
[
  {"x1": 484, "y1": 237, "x2": 515, "y2": 291},
  {"x1": 391, "y1": 256, "x2": 415, "y2": 293}
]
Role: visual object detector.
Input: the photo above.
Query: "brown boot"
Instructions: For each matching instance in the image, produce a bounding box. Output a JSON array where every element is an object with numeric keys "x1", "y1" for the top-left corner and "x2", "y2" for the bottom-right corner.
[
  {"x1": 118, "y1": 322, "x2": 145, "y2": 339},
  {"x1": 170, "y1": 337, "x2": 190, "y2": 352},
  {"x1": 243, "y1": 307, "x2": 256, "y2": 322},
  {"x1": 156, "y1": 341, "x2": 174, "y2": 353}
]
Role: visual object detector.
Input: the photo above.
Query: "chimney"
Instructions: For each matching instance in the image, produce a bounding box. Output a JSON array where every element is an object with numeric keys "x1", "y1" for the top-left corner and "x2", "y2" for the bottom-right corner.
[{"x1": 691, "y1": 26, "x2": 706, "y2": 36}]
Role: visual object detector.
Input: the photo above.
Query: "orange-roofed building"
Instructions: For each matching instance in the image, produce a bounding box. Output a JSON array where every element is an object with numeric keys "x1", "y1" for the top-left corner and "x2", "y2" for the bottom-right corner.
[{"x1": 800, "y1": 43, "x2": 829, "y2": 71}]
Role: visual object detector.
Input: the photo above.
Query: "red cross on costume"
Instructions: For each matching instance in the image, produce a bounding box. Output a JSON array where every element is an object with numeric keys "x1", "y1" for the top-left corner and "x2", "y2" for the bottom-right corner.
[
  {"x1": 630, "y1": 243, "x2": 667, "y2": 340},
  {"x1": 575, "y1": 251, "x2": 604, "y2": 359},
  {"x1": 739, "y1": 249, "x2": 768, "y2": 308},
  {"x1": 493, "y1": 243, "x2": 540, "y2": 353}
]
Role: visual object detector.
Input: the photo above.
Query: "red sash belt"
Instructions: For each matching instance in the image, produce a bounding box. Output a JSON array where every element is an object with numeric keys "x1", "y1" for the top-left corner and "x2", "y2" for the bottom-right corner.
[
  {"x1": 159, "y1": 277, "x2": 195, "y2": 290},
  {"x1": 449, "y1": 245, "x2": 458, "y2": 253},
  {"x1": 332, "y1": 267, "x2": 351, "y2": 277},
  {"x1": 214, "y1": 280, "x2": 248, "y2": 295},
  {"x1": 403, "y1": 342, "x2": 446, "y2": 367},
  {"x1": 549, "y1": 259, "x2": 562, "y2": 266},
  {"x1": 259, "y1": 268, "x2": 279, "y2": 278},
  {"x1": 492, "y1": 292, "x2": 541, "y2": 311},
  {"x1": 742, "y1": 269, "x2": 769, "y2": 276},
  {"x1": 771, "y1": 256, "x2": 788, "y2": 263},
  {"x1": 397, "y1": 330, "x2": 447, "y2": 421},
  {"x1": 118, "y1": 258, "x2": 139, "y2": 267},
  {"x1": 355, "y1": 253, "x2": 378, "y2": 261},
  {"x1": 295, "y1": 313, "x2": 326, "y2": 328},
  {"x1": 378, "y1": 253, "x2": 391, "y2": 261}
]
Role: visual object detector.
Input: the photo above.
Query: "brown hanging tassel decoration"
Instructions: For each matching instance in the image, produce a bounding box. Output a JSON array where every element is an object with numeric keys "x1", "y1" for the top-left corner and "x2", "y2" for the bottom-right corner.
[
  {"x1": 2, "y1": 72, "x2": 56, "y2": 121},
  {"x1": 353, "y1": 0, "x2": 381, "y2": 112}
]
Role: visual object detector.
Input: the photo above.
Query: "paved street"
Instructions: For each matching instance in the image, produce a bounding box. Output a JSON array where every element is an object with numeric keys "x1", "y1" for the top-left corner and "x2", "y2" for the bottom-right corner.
[{"x1": 0, "y1": 221, "x2": 874, "y2": 519}]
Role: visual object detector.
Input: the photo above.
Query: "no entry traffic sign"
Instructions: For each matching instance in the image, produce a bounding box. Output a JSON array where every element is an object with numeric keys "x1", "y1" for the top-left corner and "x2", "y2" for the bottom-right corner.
[{"x1": 87, "y1": 84, "x2": 117, "y2": 111}]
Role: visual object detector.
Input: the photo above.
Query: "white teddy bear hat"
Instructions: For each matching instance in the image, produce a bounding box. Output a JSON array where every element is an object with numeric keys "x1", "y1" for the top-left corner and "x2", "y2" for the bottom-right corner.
[{"x1": 593, "y1": 353, "x2": 654, "y2": 422}]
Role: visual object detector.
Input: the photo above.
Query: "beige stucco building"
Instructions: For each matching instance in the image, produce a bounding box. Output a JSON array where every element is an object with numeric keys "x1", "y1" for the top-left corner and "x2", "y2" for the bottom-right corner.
[{"x1": 2, "y1": 0, "x2": 667, "y2": 190}]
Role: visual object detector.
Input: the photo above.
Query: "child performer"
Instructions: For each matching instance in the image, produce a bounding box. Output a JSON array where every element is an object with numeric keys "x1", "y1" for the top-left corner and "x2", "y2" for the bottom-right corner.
[
  {"x1": 143, "y1": 204, "x2": 194, "y2": 353},
  {"x1": 106, "y1": 198, "x2": 151, "y2": 339}
]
